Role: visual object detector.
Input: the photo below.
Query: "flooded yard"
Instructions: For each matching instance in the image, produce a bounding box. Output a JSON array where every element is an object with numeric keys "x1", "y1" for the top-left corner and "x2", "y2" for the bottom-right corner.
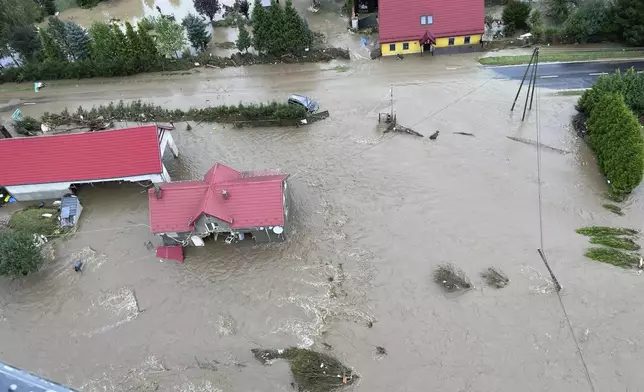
[{"x1": 1, "y1": 52, "x2": 643, "y2": 391}]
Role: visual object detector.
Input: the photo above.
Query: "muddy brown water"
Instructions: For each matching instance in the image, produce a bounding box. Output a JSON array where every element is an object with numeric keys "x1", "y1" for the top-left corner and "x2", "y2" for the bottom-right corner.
[{"x1": 1, "y1": 52, "x2": 644, "y2": 391}]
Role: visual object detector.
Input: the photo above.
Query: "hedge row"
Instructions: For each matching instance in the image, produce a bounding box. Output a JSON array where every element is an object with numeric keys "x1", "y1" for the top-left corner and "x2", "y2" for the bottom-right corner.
[
  {"x1": 42, "y1": 100, "x2": 308, "y2": 126},
  {"x1": 586, "y1": 93, "x2": 644, "y2": 195},
  {"x1": 578, "y1": 69, "x2": 644, "y2": 121}
]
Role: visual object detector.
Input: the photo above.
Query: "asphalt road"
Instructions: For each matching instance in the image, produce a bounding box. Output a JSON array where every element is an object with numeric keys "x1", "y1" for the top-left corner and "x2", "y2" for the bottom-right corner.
[{"x1": 486, "y1": 59, "x2": 644, "y2": 89}]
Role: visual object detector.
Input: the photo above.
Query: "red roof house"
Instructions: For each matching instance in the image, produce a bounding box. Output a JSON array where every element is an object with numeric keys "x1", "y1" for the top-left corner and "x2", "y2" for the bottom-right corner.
[
  {"x1": 0, "y1": 125, "x2": 179, "y2": 201},
  {"x1": 148, "y1": 163, "x2": 290, "y2": 246},
  {"x1": 378, "y1": 0, "x2": 484, "y2": 56}
]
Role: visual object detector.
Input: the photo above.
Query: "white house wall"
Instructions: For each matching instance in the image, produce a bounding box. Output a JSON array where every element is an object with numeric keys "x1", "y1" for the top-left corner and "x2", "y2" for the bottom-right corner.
[
  {"x1": 6, "y1": 172, "x2": 167, "y2": 201},
  {"x1": 159, "y1": 131, "x2": 179, "y2": 159}
]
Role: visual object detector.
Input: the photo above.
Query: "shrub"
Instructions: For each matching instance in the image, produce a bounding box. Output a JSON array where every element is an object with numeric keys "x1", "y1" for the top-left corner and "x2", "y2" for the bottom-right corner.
[
  {"x1": 563, "y1": 0, "x2": 611, "y2": 43},
  {"x1": 0, "y1": 230, "x2": 45, "y2": 277},
  {"x1": 578, "y1": 69, "x2": 644, "y2": 119},
  {"x1": 587, "y1": 93, "x2": 644, "y2": 195},
  {"x1": 502, "y1": 0, "x2": 531, "y2": 35},
  {"x1": 589, "y1": 236, "x2": 640, "y2": 250},
  {"x1": 584, "y1": 247, "x2": 640, "y2": 268},
  {"x1": 14, "y1": 116, "x2": 41, "y2": 135},
  {"x1": 576, "y1": 226, "x2": 638, "y2": 236},
  {"x1": 433, "y1": 263, "x2": 472, "y2": 292}
]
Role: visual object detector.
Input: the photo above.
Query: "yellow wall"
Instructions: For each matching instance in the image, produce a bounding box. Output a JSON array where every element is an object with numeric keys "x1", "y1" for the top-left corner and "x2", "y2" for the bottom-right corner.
[
  {"x1": 435, "y1": 34, "x2": 482, "y2": 48},
  {"x1": 381, "y1": 40, "x2": 422, "y2": 56}
]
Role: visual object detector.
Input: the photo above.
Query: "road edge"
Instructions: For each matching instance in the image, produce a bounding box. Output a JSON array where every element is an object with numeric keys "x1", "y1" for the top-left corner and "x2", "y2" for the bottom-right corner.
[{"x1": 480, "y1": 57, "x2": 644, "y2": 68}]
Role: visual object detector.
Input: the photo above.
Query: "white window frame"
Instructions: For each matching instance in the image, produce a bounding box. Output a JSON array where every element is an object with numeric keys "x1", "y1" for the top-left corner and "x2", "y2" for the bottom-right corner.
[
  {"x1": 205, "y1": 222, "x2": 218, "y2": 232},
  {"x1": 420, "y1": 15, "x2": 433, "y2": 25}
]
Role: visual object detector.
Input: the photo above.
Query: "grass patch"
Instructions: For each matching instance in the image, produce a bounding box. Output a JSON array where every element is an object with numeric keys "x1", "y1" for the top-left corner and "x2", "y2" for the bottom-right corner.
[
  {"x1": 251, "y1": 347, "x2": 354, "y2": 391},
  {"x1": 584, "y1": 247, "x2": 641, "y2": 268},
  {"x1": 576, "y1": 226, "x2": 638, "y2": 236},
  {"x1": 433, "y1": 263, "x2": 472, "y2": 292},
  {"x1": 589, "y1": 235, "x2": 640, "y2": 251},
  {"x1": 480, "y1": 267, "x2": 510, "y2": 288},
  {"x1": 8, "y1": 207, "x2": 62, "y2": 237},
  {"x1": 41, "y1": 100, "x2": 308, "y2": 128},
  {"x1": 602, "y1": 203, "x2": 624, "y2": 215},
  {"x1": 479, "y1": 51, "x2": 644, "y2": 66}
]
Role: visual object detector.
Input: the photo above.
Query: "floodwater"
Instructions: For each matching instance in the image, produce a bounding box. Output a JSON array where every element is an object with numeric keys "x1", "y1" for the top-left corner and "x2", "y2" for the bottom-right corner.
[{"x1": 1, "y1": 51, "x2": 644, "y2": 391}]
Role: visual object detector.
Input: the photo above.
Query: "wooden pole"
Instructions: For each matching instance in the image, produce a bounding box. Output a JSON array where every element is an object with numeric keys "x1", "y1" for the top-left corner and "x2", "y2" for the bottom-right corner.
[{"x1": 510, "y1": 48, "x2": 537, "y2": 112}]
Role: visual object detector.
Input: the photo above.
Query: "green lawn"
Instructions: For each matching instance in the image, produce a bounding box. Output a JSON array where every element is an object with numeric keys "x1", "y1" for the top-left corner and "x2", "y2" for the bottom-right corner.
[{"x1": 479, "y1": 51, "x2": 644, "y2": 66}]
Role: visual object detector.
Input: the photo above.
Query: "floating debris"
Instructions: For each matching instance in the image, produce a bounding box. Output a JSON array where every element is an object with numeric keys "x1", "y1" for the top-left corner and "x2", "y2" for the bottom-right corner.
[
  {"x1": 383, "y1": 123, "x2": 423, "y2": 137},
  {"x1": 375, "y1": 346, "x2": 387, "y2": 355},
  {"x1": 251, "y1": 348, "x2": 355, "y2": 392},
  {"x1": 506, "y1": 135, "x2": 570, "y2": 154},
  {"x1": 433, "y1": 263, "x2": 472, "y2": 292},
  {"x1": 602, "y1": 203, "x2": 624, "y2": 215},
  {"x1": 195, "y1": 356, "x2": 219, "y2": 371},
  {"x1": 186, "y1": 122, "x2": 193, "y2": 130},
  {"x1": 429, "y1": 130, "x2": 440, "y2": 140},
  {"x1": 480, "y1": 267, "x2": 510, "y2": 288},
  {"x1": 453, "y1": 132, "x2": 475, "y2": 137}
]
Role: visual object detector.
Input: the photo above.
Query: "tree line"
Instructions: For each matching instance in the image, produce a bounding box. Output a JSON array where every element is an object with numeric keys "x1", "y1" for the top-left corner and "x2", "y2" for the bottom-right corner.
[{"x1": 499, "y1": 0, "x2": 644, "y2": 46}]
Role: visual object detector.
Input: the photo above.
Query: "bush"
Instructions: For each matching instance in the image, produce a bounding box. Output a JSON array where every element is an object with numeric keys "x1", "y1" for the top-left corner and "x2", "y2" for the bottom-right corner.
[
  {"x1": 576, "y1": 226, "x2": 638, "y2": 236},
  {"x1": 584, "y1": 247, "x2": 640, "y2": 268},
  {"x1": 578, "y1": 69, "x2": 644, "y2": 119},
  {"x1": 0, "y1": 230, "x2": 45, "y2": 277},
  {"x1": 433, "y1": 263, "x2": 472, "y2": 292},
  {"x1": 589, "y1": 236, "x2": 640, "y2": 250},
  {"x1": 586, "y1": 93, "x2": 644, "y2": 195},
  {"x1": 502, "y1": 0, "x2": 531, "y2": 35},
  {"x1": 14, "y1": 116, "x2": 41, "y2": 135}
]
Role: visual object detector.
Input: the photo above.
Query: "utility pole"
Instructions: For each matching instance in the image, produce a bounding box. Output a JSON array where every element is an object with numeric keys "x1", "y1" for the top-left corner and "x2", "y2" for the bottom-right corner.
[{"x1": 510, "y1": 47, "x2": 540, "y2": 121}]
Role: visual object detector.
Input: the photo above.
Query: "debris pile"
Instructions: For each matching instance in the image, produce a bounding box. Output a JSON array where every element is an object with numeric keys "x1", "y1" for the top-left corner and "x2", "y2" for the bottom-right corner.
[
  {"x1": 251, "y1": 347, "x2": 355, "y2": 392},
  {"x1": 433, "y1": 263, "x2": 472, "y2": 291}
]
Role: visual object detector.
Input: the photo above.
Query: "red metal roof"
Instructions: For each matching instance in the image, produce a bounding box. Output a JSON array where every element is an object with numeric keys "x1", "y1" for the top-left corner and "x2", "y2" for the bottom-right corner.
[
  {"x1": 148, "y1": 163, "x2": 287, "y2": 234},
  {"x1": 156, "y1": 245, "x2": 184, "y2": 263},
  {"x1": 0, "y1": 125, "x2": 163, "y2": 186},
  {"x1": 378, "y1": 0, "x2": 484, "y2": 43}
]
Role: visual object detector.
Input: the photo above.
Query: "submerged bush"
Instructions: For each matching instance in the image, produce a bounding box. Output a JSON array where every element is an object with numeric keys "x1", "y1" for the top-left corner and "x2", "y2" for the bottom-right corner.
[
  {"x1": 480, "y1": 267, "x2": 510, "y2": 288},
  {"x1": 589, "y1": 236, "x2": 640, "y2": 251},
  {"x1": 586, "y1": 93, "x2": 644, "y2": 195},
  {"x1": 14, "y1": 116, "x2": 41, "y2": 136},
  {"x1": 576, "y1": 226, "x2": 638, "y2": 236},
  {"x1": 0, "y1": 230, "x2": 45, "y2": 277},
  {"x1": 602, "y1": 203, "x2": 624, "y2": 215},
  {"x1": 433, "y1": 263, "x2": 472, "y2": 292},
  {"x1": 251, "y1": 347, "x2": 355, "y2": 392},
  {"x1": 584, "y1": 247, "x2": 641, "y2": 268}
]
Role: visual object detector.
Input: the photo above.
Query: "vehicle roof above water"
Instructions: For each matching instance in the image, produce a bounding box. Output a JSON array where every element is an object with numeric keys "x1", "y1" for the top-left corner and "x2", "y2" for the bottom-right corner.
[{"x1": 289, "y1": 94, "x2": 310, "y2": 102}]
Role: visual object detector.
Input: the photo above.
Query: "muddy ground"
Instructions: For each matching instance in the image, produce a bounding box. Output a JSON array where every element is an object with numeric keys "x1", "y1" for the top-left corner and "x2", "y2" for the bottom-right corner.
[{"x1": 0, "y1": 25, "x2": 643, "y2": 392}]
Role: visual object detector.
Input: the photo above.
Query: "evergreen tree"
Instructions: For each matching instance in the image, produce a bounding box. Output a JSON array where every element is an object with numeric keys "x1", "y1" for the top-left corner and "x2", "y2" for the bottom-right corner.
[
  {"x1": 155, "y1": 17, "x2": 187, "y2": 58},
  {"x1": 236, "y1": 22, "x2": 251, "y2": 52},
  {"x1": 39, "y1": 28, "x2": 65, "y2": 62},
  {"x1": 193, "y1": 0, "x2": 221, "y2": 21},
  {"x1": 88, "y1": 21, "x2": 116, "y2": 63},
  {"x1": 265, "y1": 0, "x2": 286, "y2": 55},
  {"x1": 613, "y1": 0, "x2": 644, "y2": 46},
  {"x1": 111, "y1": 23, "x2": 129, "y2": 59},
  {"x1": 182, "y1": 13, "x2": 211, "y2": 51},
  {"x1": 251, "y1": 0, "x2": 269, "y2": 52},
  {"x1": 124, "y1": 21, "x2": 144, "y2": 70},
  {"x1": 65, "y1": 21, "x2": 90, "y2": 60},
  {"x1": 137, "y1": 22, "x2": 159, "y2": 63},
  {"x1": 9, "y1": 25, "x2": 42, "y2": 63},
  {"x1": 0, "y1": 230, "x2": 44, "y2": 277},
  {"x1": 48, "y1": 16, "x2": 71, "y2": 58},
  {"x1": 41, "y1": 0, "x2": 56, "y2": 15},
  {"x1": 282, "y1": 0, "x2": 310, "y2": 54}
]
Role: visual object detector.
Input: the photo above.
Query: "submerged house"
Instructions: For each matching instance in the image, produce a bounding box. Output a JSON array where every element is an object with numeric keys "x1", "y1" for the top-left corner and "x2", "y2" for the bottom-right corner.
[
  {"x1": 0, "y1": 125, "x2": 178, "y2": 201},
  {"x1": 378, "y1": 0, "x2": 484, "y2": 56},
  {"x1": 148, "y1": 163, "x2": 290, "y2": 246}
]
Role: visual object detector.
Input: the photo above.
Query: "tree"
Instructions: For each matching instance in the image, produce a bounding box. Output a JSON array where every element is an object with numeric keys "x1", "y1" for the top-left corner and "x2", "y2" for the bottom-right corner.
[
  {"x1": 9, "y1": 25, "x2": 41, "y2": 63},
  {"x1": 502, "y1": 0, "x2": 531, "y2": 35},
  {"x1": 154, "y1": 17, "x2": 187, "y2": 58},
  {"x1": 40, "y1": 28, "x2": 65, "y2": 62},
  {"x1": 563, "y1": 0, "x2": 610, "y2": 44},
  {"x1": 265, "y1": 0, "x2": 286, "y2": 55},
  {"x1": 48, "y1": 16, "x2": 71, "y2": 59},
  {"x1": 527, "y1": 9, "x2": 544, "y2": 41},
  {"x1": 281, "y1": 0, "x2": 311, "y2": 54},
  {"x1": 613, "y1": 0, "x2": 644, "y2": 46},
  {"x1": 137, "y1": 22, "x2": 159, "y2": 63},
  {"x1": 236, "y1": 0, "x2": 250, "y2": 18},
  {"x1": 65, "y1": 21, "x2": 91, "y2": 60},
  {"x1": 587, "y1": 92, "x2": 644, "y2": 195},
  {"x1": 251, "y1": 0, "x2": 270, "y2": 52},
  {"x1": 0, "y1": 230, "x2": 44, "y2": 277},
  {"x1": 236, "y1": 22, "x2": 251, "y2": 52},
  {"x1": 193, "y1": 0, "x2": 221, "y2": 21},
  {"x1": 37, "y1": 0, "x2": 57, "y2": 15},
  {"x1": 0, "y1": 0, "x2": 40, "y2": 54},
  {"x1": 578, "y1": 69, "x2": 644, "y2": 119},
  {"x1": 182, "y1": 13, "x2": 211, "y2": 51},
  {"x1": 545, "y1": 0, "x2": 579, "y2": 24},
  {"x1": 88, "y1": 21, "x2": 117, "y2": 63},
  {"x1": 124, "y1": 21, "x2": 145, "y2": 70}
]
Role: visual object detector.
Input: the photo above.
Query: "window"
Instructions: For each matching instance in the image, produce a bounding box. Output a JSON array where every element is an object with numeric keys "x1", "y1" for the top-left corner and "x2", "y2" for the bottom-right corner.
[
  {"x1": 389, "y1": 43, "x2": 396, "y2": 51},
  {"x1": 403, "y1": 42, "x2": 409, "y2": 50},
  {"x1": 206, "y1": 222, "x2": 218, "y2": 232},
  {"x1": 448, "y1": 37, "x2": 455, "y2": 45},
  {"x1": 420, "y1": 15, "x2": 433, "y2": 25},
  {"x1": 464, "y1": 36, "x2": 471, "y2": 44}
]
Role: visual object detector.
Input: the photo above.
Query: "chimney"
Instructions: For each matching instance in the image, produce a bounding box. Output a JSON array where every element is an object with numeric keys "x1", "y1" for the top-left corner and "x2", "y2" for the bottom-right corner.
[{"x1": 221, "y1": 189, "x2": 229, "y2": 199}]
